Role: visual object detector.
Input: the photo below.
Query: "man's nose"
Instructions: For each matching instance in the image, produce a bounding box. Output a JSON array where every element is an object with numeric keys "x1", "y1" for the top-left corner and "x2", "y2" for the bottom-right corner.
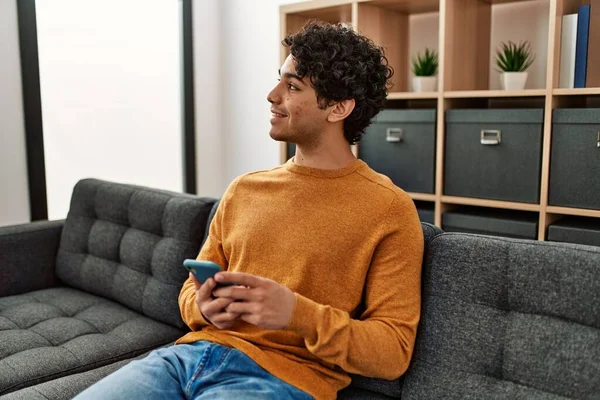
[{"x1": 267, "y1": 85, "x2": 281, "y2": 104}]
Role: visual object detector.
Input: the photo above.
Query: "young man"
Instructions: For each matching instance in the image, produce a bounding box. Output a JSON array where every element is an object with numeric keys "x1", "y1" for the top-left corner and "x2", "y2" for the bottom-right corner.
[{"x1": 75, "y1": 22, "x2": 423, "y2": 400}]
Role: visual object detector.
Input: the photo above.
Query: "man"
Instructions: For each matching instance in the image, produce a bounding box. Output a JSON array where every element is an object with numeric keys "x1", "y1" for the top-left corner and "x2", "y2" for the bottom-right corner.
[{"x1": 75, "y1": 21, "x2": 423, "y2": 400}]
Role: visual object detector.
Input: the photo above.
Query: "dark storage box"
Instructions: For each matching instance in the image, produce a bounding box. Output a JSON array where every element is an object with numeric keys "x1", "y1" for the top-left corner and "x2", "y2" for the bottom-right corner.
[
  {"x1": 547, "y1": 216, "x2": 600, "y2": 247},
  {"x1": 444, "y1": 109, "x2": 544, "y2": 203},
  {"x1": 442, "y1": 207, "x2": 538, "y2": 240},
  {"x1": 360, "y1": 109, "x2": 436, "y2": 193},
  {"x1": 286, "y1": 142, "x2": 296, "y2": 159},
  {"x1": 548, "y1": 108, "x2": 600, "y2": 210},
  {"x1": 415, "y1": 201, "x2": 435, "y2": 224}
]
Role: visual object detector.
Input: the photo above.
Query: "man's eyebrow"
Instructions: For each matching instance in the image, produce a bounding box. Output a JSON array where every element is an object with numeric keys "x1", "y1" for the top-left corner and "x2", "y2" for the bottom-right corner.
[{"x1": 279, "y1": 69, "x2": 304, "y2": 84}]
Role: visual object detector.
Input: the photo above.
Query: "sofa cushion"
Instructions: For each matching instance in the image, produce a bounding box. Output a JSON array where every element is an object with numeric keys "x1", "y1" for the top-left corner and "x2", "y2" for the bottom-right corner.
[
  {"x1": 402, "y1": 233, "x2": 600, "y2": 399},
  {"x1": 0, "y1": 343, "x2": 176, "y2": 400},
  {"x1": 343, "y1": 222, "x2": 443, "y2": 399},
  {"x1": 55, "y1": 179, "x2": 217, "y2": 328},
  {"x1": 0, "y1": 287, "x2": 183, "y2": 395}
]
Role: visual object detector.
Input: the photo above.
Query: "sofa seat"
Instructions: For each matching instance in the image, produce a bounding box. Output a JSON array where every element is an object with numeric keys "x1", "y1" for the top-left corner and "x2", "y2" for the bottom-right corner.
[{"x1": 0, "y1": 287, "x2": 184, "y2": 395}]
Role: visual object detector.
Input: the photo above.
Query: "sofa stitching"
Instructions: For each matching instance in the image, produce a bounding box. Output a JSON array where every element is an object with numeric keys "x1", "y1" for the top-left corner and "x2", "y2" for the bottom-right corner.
[
  {"x1": 58, "y1": 249, "x2": 184, "y2": 289},
  {"x1": 30, "y1": 386, "x2": 51, "y2": 400},
  {"x1": 411, "y1": 357, "x2": 574, "y2": 399},
  {"x1": 0, "y1": 315, "x2": 20, "y2": 329},
  {"x1": 0, "y1": 340, "x2": 168, "y2": 396},
  {"x1": 431, "y1": 232, "x2": 600, "y2": 255},
  {"x1": 2, "y1": 337, "x2": 180, "y2": 395},
  {"x1": 424, "y1": 292, "x2": 600, "y2": 331}
]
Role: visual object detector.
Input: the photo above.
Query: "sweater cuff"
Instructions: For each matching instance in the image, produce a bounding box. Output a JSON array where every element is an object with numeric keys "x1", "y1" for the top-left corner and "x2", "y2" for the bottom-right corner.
[{"x1": 284, "y1": 293, "x2": 319, "y2": 338}]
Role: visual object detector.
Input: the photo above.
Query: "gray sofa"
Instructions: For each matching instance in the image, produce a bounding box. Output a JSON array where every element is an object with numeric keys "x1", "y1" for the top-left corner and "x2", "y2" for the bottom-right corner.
[
  {"x1": 0, "y1": 179, "x2": 217, "y2": 398},
  {"x1": 1, "y1": 179, "x2": 599, "y2": 399}
]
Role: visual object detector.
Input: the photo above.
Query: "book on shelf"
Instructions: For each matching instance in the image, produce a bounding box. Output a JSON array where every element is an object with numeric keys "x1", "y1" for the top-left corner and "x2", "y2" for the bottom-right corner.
[
  {"x1": 574, "y1": 4, "x2": 591, "y2": 88},
  {"x1": 559, "y1": 13, "x2": 578, "y2": 89},
  {"x1": 587, "y1": 0, "x2": 600, "y2": 87}
]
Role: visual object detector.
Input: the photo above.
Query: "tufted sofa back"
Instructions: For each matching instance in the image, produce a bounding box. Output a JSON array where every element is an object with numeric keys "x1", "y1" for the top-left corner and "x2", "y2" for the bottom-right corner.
[
  {"x1": 402, "y1": 233, "x2": 600, "y2": 399},
  {"x1": 56, "y1": 179, "x2": 217, "y2": 329}
]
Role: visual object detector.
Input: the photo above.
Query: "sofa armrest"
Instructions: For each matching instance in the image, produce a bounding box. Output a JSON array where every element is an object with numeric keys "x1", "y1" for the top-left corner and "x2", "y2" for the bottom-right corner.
[{"x1": 0, "y1": 220, "x2": 64, "y2": 297}]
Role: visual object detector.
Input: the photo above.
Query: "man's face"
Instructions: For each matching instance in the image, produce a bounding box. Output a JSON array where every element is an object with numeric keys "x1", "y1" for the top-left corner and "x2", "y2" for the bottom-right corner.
[{"x1": 267, "y1": 55, "x2": 330, "y2": 145}]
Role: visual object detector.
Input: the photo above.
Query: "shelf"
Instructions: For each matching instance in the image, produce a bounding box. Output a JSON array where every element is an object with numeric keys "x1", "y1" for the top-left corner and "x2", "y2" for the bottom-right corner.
[
  {"x1": 546, "y1": 206, "x2": 600, "y2": 219},
  {"x1": 408, "y1": 192, "x2": 437, "y2": 201},
  {"x1": 358, "y1": 0, "x2": 439, "y2": 14},
  {"x1": 441, "y1": 196, "x2": 541, "y2": 212},
  {"x1": 281, "y1": 0, "x2": 353, "y2": 14},
  {"x1": 486, "y1": 0, "x2": 546, "y2": 4},
  {"x1": 553, "y1": 88, "x2": 600, "y2": 96},
  {"x1": 388, "y1": 91, "x2": 439, "y2": 100},
  {"x1": 444, "y1": 89, "x2": 547, "y2": 98}
]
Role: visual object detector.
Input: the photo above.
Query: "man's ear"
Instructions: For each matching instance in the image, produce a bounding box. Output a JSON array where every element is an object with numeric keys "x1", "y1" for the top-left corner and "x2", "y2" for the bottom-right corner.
[{"x1": 327, "y1": 99, "x2": 356, "y2": 123}]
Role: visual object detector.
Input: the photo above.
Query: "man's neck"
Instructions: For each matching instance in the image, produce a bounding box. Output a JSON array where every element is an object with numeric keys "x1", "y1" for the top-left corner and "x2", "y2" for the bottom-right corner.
[{"x1": 293, "y1": 144, "x2": 356, "y2": 170}]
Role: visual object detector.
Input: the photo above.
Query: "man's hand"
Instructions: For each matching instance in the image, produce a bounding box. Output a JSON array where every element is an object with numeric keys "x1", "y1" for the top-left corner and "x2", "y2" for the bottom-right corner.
[
  {"x1": 190, "y1": 273, "x2": 239, "y2": 330},
  {"x1": 212, "y1": 272, "x2": 296, "y2": 330}
]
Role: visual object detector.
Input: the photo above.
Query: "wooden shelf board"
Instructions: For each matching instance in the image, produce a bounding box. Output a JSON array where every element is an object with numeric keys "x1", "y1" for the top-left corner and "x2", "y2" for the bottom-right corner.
[
  {"x1": 441, "y1": 196, "x2": 541, "y2": 212},
  {"x1": 444, "y1": 89, "x2": 547, "y2": 98},
  {"x1": 552, "y1": 88, "x2": 600, "y2": 96},
  {"x1": 387, "y1": 91, "x2": 440, "y2": 100},
  {"x1": 408, "y1": 192, "x2": 437, "y2": 201},
  {"x1": 546, "y1": 206, "x2": 600, "y2": 219},
  {"x1": 281, "y1": 0, "x2": 353, "y2": 15},
  {"x1": 357, "y1": 0, "x2": 439, "y2": 14},
  {"x1": 484, "y1": 0, "x2": 543, "y2": 4}
]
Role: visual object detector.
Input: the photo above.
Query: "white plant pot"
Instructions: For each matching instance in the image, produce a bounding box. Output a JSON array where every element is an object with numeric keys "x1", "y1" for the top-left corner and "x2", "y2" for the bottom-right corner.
[
  {"x1": 500, "y1": 72, "x2": 528, "y2": 90},
  {"x1": 412, "y1": 76, "x2": 437, "y2": 92}
]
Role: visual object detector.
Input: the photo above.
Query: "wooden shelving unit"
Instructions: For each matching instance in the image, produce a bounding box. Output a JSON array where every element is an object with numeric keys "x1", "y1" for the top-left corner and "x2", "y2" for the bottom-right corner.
[{"x1": 280, "y1": 0, "x2": 600, "y2": 242}]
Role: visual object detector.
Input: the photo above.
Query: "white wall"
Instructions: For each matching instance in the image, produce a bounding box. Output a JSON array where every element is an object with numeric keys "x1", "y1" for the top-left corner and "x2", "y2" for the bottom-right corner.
[
  {"x1": 490, "y1": 0, "x2": 549, "y2": 89},
  {"x1": 35, "y1": 0, "x2": 184, "y2": 220},
  {"x1": 218, "y1": 0, "x2": 300, "y2": 186},
  {"x1": 0, "y1": 0, "x2": 31, "y2": 227}
]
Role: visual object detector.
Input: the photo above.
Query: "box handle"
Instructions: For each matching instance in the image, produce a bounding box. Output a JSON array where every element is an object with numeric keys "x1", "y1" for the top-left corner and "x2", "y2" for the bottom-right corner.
[
  {"x1": 480, "y1": 130, "x2": 501, "y2": 145},
  {"x1": 386, "y1": 127, "x2": 403, "y2": 143}
]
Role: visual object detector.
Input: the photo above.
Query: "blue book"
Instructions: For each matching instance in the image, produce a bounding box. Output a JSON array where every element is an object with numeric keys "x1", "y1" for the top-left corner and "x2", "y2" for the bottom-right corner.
[{"x1": 574, "y1": 4, "x2": 591, "y2": 88}]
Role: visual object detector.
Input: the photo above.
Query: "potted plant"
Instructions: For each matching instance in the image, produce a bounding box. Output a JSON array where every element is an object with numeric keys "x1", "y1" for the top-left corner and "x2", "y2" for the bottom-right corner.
[
  {"x1": 495, "y1": 40, "x2": 535, "y2": 90},
  {"x1": 411, "y1": 48, "x2": 438, "y2": 92}
]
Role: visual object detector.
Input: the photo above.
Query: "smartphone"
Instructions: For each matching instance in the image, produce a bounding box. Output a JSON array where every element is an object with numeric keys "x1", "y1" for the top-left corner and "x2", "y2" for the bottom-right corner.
[{"x1": 183, "y1": 259, "x2": 233, "y2": 287}]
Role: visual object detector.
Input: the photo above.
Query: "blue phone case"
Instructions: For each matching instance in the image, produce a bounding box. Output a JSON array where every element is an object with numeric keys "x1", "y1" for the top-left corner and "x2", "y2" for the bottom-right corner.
[{"x1": 183, "y1": 259, "x2": 232, "y2": 286}]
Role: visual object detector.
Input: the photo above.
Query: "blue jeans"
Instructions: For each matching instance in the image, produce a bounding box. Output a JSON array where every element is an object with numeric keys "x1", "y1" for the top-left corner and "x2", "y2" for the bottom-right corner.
[{"x1": 74, "y1": 341, "x2": 313, "y2": 399}]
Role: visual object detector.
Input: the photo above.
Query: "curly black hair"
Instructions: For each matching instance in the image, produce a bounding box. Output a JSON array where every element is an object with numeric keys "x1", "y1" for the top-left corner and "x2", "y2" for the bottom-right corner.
[{"x1": 282, "y1": 21, "x2": 393, "y2": 144}]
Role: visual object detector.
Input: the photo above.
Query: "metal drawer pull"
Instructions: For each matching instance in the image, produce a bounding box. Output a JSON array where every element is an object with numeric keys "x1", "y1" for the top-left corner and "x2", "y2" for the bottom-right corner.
[
  {"x1": 480, "y1": 130, "x2": 502, "y2": 145},
  {"x1": 386, "y1": 127, "x2": 403, "y2": 143},
  {"x1": 597, "y1": 132, "x2": 600, "y2": 148}
]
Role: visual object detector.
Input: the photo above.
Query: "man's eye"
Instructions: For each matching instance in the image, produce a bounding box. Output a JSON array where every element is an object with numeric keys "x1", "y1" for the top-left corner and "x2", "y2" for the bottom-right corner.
[{"x1": 288, "y1": 84, "x2": 298, "y2": 91}]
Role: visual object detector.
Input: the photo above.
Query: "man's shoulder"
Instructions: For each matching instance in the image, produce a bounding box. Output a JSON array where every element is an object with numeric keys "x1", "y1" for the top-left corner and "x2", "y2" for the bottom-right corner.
[
  {"x1": 354, "y1": 162, "x2": 412, "y2": 204},
  {"x1": 226, "y1": 165, "x2": 287, "y2": 190}
]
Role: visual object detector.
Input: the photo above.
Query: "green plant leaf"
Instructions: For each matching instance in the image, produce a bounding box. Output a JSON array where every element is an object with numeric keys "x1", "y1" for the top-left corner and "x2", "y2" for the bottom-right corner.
[
  {"x1": 494, "y1": 40, "x2": 535, "y2": 72},
  {"x1": 411, "y1": 48, "x2": 438, "y2": 76}
]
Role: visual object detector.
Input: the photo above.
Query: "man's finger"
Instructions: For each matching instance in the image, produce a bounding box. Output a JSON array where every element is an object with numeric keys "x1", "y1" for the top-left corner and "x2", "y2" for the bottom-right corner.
[
  {"x1": 212, "y1": 285, "x2": 253, "y2": 301},
  {"x1": 210, "y1": 311, "x2": 240, "y2": 324},
  {"x1": 190, "y1": 272, "x2": 202, "y2": 290},
  {"x1": 201, "y1": 296, "x2": 236, "y2": 315},
  {"x1": 224, "y1": 301, "x2": 254, "y2": 315},
  {"x1": 196, "y1": 278, "x2": 216, "y2": 301},
  {"x1": 215, "y1": 272, "x2": 264, "y2": 288}
]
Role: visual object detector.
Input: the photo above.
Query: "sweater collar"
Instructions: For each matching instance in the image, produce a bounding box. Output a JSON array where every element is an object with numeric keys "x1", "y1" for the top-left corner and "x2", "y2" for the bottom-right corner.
[{"x1": 284, "y1": 157, "x2": 365, "y2": 178}]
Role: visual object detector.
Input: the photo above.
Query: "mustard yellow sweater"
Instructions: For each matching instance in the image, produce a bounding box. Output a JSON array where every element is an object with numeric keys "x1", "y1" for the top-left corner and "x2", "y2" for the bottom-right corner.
[{"x1": 177, "y1": 158, "x2": 424, "y2": 400}]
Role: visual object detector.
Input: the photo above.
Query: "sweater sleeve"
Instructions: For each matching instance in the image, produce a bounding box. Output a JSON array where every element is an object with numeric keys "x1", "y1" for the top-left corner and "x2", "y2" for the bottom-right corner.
[
  {"x1": 284, "y1": 195, "x2": 424, "y2": 379},
  {"x1": 178, "y1": 179, "x2": 238, "y2": 331}
]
